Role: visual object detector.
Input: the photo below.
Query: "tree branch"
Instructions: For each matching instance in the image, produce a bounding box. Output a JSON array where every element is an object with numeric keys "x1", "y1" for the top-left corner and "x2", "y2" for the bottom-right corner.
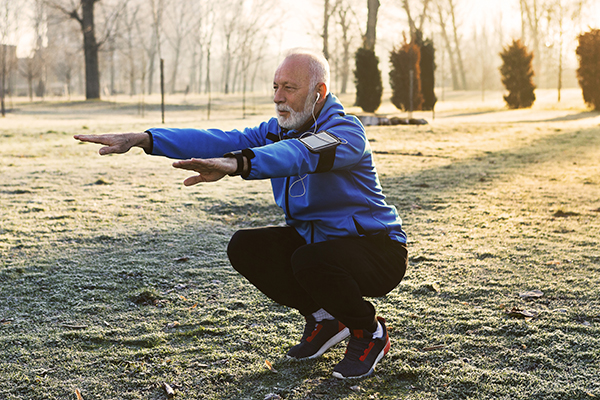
[{"x1": 45, "y1": 0, "x2": 82, "y2": 25}]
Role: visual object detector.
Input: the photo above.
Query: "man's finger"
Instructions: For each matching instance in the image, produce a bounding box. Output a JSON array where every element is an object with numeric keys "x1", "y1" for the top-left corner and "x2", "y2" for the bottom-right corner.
[
  {"x1": 74, "y1": 134, "x2": 107, "y2": 144},
  {"x1": 98, "y1": 146, "x2": 118, "y2": 155},
  {"x1": 183, "y1": 174, "x2": 205, "y2": 186},
  {"x1": 173, "y1": 159, "x2": 207, "y2": 171}
]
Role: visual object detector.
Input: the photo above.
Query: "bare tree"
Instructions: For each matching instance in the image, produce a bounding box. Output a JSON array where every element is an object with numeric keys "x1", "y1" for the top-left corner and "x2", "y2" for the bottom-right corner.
[
  {"x1": 543, "y1": 0, "x2": 587, "y2": 100},
  {"x1": 519, "y1": 0, "x2": 543, "y2": 86},
  {"x1": 1, "y1": 0, "x2": 19, "y2": 116},
  {"x1": 119, "y1": 1, "x2": 140, "y2": 96},
  {"x1": 48, "y1": 0, "x2": 101, "y2": 99},
  {"x1": 48, "y1": 0, "x2": 125, "y2": 100},
  {"x1": 220, "y1": 0, "x2": 243, "y2": 94},
  {"x1": 402, "y1": 0, "x2": 432, "y2": 38},
  {"x1": 433, "y1": 0, "x2": 466, "y2": 90},
  {"x1": 328, "y1": 0, "x2": 362, "y2": 94},
  {"x1": 46, "y1": 4, "x2": 81, "y2": 98},
  {"x1": 163, "y1": 0, "x2": 194, "y2": 93},
  {"x1": 144, "y1": 0, "x2": 163, "y2": 94},
  {"x1": 322, "y1": 0, "x2": 341, "y2": 59},
  {"x1": 336, "y1": 1, "x2": 354, "y2": 93}
]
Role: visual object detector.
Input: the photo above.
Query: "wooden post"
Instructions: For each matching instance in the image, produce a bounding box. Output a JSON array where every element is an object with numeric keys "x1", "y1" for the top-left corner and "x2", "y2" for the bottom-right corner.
[
  {"x1": 409, "y1": 69, "x2": 414, "y2": 119},
  {"x1": 160, "y1": 58, "x2": 165, "y2": 124}
]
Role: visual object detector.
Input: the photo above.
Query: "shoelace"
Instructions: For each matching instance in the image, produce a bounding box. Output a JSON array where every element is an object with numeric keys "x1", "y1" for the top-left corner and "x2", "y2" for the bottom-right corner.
[
  {"x1": 345, "y1": 334, "x2": 375, "y2": 360},
  {"x1": 301, "y1": 318, "x2": 318, "y2": 341}
]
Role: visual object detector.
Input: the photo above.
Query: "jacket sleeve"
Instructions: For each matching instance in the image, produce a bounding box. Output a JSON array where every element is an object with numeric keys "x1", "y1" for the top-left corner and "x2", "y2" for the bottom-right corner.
[
  {"x1": 245, "y1": 116, "x2": 368, "y2": 180},
  {"x1": 147, "y1": 121, "x2": 270, "y2": 160}
]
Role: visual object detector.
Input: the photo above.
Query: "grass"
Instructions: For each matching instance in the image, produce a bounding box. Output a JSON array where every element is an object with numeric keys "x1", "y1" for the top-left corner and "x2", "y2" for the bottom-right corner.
[{"x1": 1, "y1": 90, "x2": 599, "y2": 399}]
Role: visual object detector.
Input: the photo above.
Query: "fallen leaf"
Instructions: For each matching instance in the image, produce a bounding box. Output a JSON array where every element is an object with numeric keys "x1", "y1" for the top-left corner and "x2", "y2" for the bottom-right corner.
[
  {"x1": 421, "y1": 345, "x2": 446, "y2": 352},
  {"x1": 174, "y1": 257, "x2": 189, "y2": 263},
  {"x1": 188, "y1": 303, "x2": 198, "y2": 310},
  {"x1": 75, "y1": 389, "x2": 83, "y2": 400},
  {"x1": 519, "y1": 290, "x2": 544, "y2": 299},
  {"x1": 506, "y1": 307, "x2": 539, "y2": 320},
  {"x1": 350, "y1": 386, "x2": 361, "y2": 392},
  {"x1": 410, "y1": 255, "x2": 434, "y2": 263},
  {"x1": 166, "y1": 321, "x2": 180, "y2": 329},
  {"x1": 265, "y1": 359, "x2": 278, "y2": 373},
  {"x1": 178, "y1": 295, "x2": 189, "y2": 301},
  {"x1": 553, "y1": 210, "x2": 580, "y2": 218},
  {"x1": 163, "y1": 382, "x2": 175, "y2": 398}
]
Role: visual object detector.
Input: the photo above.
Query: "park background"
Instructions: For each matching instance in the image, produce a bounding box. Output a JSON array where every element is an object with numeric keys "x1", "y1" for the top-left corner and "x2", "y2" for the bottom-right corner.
[{"x1": 1, "y1": 0, "x2": 600, "y2": 399}]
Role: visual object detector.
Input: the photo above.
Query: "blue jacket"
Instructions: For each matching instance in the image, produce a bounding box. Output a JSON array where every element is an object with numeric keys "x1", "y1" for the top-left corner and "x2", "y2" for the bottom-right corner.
[{"x1": 147, "y1": 93, "x2": 407, "y2": 244}]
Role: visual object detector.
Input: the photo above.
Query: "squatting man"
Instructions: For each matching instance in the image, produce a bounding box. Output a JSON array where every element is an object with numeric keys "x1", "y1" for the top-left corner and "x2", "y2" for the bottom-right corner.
[{"x1": 75, "y1": 48, "x2": 408, "y2": 379}]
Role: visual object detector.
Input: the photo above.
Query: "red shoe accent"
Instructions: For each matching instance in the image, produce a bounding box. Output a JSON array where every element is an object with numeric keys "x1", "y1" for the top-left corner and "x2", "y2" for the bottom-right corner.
[
  {"x1": 359, "y1": 342, "x2": 375, "y2": 361},
  {"x1": 306, "y1": 324, "x2": 323, "y2": 343},
  {"x1": 353, "y1": 329, "x2": 364, "y2": 338}
]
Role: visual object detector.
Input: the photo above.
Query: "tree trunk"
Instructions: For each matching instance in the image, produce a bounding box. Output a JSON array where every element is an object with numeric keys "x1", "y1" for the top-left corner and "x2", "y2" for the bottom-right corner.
[
  {"x1": 170, "y1": 41, "x2": 181, "y2": 93},
  {"x1": 323, "y1": 0, "x2": 330, "y2": 59},
  {"x1": 77, "y1": 0, "x2": 100, "y2": 100},
  {"x1": 520, "y1": 0, "x2": 541, "y2": 86},
  {"x1": 365, "y1": 0, "x2": 379, "y2": 51},
  {"x1": 197, "y1": 46, "x2": 203, "y2": 94},
  {"x1": 435, "y1": 1, "x2": 459, "y2": 90},
  {"x1": 1, "y1": 45, "x2": 6, "y2": 117},
  {"x1": 338, "y1": 5, "x2": 351, "y2": 93},
  {"x1": 402, "y1": 0, "x2": 416, "y2": 36},
  {"x1": 448, "y1": 0, "x2": 467, "y2": 90},
  {"x1": 206, "y1": 47, "x2": 211, "y2": 119}
]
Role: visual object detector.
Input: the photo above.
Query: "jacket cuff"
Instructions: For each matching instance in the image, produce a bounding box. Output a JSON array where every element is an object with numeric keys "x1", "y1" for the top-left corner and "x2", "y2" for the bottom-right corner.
[
  {"x1": 143, "y1": 130, "x2": 154, "y2": 154},
  {"x1": 241, "y1": 149, "x2": 255, "y2": 179}
]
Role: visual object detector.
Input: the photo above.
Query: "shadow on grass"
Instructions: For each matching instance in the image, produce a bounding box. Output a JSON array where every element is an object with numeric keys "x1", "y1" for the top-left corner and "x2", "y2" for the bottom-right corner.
[{"x1": 380, "y1": 122, "x2": 600, "y2": 207}]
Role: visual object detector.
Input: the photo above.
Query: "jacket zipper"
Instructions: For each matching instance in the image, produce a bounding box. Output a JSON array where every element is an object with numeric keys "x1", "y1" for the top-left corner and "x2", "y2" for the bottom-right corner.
[{"x1": 284, "y1": 176, "x2": 291, "y2": 219}]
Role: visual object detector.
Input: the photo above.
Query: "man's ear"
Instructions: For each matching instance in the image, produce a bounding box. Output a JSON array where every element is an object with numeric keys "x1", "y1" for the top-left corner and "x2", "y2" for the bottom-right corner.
[{"x1": 316, "y1": 83, "x2": 327, "y2": 103}]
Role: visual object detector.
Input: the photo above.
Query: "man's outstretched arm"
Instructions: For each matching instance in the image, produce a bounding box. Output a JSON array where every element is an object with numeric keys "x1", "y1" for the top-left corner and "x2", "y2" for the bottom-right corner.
[{"x1": 74, "y1": 132, "x2": 152, "y2": 155}]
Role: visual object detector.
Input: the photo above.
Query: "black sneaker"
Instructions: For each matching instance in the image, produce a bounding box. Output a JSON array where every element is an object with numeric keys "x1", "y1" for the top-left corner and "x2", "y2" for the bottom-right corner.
[
  {"x1": 287, "y1": 316, "x2": 350, "y2": 360},
  {"x1": 332, "y1": 317, "x2": 391, "y2": 379}
]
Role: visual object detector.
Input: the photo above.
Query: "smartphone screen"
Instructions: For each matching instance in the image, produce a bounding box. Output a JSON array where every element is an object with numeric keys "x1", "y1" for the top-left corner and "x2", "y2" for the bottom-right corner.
[{"x1": 299, "y1": 132, "x2": 341, "y2": 152}]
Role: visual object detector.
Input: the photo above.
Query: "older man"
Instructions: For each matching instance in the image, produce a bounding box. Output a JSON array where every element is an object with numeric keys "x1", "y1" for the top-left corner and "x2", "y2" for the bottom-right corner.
[{"x1": 74, "y1": 48, "x2": 408, "y2": 379}]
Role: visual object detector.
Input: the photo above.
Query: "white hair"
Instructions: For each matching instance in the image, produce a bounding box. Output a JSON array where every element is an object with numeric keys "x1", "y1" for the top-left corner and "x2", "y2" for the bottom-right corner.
[{"x1": 283, "y1": 48, "x2": 330, "y2": 94}]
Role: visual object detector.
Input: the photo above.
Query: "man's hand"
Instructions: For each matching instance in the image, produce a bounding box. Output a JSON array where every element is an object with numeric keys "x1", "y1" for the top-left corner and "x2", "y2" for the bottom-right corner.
[
  {"x1": 172, "y1": 157, "x2": 238, "y2": 186},
  {"x1": 74, "y1": 132, "x2": 151, "y2": 155}
]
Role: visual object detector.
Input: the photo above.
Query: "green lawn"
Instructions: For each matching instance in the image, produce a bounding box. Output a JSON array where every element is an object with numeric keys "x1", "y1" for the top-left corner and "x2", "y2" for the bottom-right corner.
[{"x1": 1, "y1": 93, "x2": 599, "y2": 399}]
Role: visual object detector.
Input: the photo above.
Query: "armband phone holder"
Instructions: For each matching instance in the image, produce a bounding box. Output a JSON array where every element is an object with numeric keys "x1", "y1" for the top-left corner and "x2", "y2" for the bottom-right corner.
[{"x1": 299, "y1": 131, "x2": 341, "y2": 153}]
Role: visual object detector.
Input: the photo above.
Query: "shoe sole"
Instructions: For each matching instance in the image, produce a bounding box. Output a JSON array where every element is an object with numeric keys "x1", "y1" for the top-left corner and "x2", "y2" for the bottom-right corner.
[
  {"x1": 332, "y1": 337, "x2": 391, "y2": 379},
  {"x1": 287, "y1": 327, "x2": 350, "y2": 361}
]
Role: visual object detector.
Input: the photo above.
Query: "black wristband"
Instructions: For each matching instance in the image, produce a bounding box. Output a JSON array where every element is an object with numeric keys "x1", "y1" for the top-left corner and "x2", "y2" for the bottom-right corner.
[{"x1": 223, "y1": 150, "x2": 244, "y2": 176}]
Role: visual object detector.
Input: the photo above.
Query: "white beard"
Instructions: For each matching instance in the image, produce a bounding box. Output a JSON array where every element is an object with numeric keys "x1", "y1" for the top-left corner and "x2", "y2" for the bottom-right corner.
[{"x1": 276, "y1": 94, "x2": 315, "y2": 130}]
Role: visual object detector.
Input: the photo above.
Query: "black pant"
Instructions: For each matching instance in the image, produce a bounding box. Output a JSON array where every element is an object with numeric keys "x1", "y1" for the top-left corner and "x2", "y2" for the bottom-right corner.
[{"x1": 227, "y1": 226, "x2": 407, "y2": 332}]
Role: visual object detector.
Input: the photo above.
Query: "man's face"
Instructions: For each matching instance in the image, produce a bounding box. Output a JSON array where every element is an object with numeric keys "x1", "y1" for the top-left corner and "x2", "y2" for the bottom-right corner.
[{"x1": 273, "y1": 56, "x2": 315, "y2": 130}]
